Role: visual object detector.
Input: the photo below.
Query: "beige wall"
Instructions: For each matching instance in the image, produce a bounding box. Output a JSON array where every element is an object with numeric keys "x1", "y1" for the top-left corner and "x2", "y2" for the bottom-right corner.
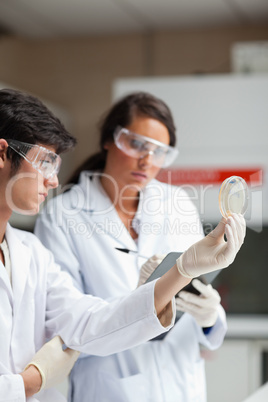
[{"x1": 0, "y1": 24, "x2": 268, "y2": 180}]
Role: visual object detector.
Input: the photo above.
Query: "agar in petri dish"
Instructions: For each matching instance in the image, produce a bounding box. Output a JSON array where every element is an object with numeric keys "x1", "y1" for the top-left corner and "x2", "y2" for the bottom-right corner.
[{"x1": 219, "y1": 176, "x2": 249, "y2": 218}]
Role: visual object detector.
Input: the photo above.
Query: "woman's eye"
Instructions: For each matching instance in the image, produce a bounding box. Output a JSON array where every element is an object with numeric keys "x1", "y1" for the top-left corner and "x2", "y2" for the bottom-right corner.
[
  {"x1": 129, "y1": 139, "x2": 144, "y2": 149},
  {"x1": 154, "y1": 147, "x2": 167, "y2": 157}
]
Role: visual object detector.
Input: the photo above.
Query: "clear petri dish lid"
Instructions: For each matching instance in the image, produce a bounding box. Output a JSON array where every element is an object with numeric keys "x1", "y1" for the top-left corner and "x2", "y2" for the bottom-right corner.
[{"x1": 219, "y1": 176, "x2": 249, "y2": 218}]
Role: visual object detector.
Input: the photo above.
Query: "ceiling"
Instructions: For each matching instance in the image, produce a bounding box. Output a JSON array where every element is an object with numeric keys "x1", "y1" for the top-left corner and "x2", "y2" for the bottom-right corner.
[{"x1": 0, "y1": 0, "x2": 268, "y2": 38}]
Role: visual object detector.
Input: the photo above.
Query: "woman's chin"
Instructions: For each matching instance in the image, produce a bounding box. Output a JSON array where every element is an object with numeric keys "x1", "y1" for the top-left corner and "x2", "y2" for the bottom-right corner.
[{"x1": 13, "y1": 204, "x2": 39, "y2": 216}]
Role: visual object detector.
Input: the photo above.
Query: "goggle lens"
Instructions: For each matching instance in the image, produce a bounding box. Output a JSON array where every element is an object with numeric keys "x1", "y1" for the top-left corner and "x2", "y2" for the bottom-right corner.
[
  {"x1": 114, "y1": 127, "x2": 178, "y2": 168},
  {"x1": 7, "y1": 139, "x2": 61, "y2": 179}
]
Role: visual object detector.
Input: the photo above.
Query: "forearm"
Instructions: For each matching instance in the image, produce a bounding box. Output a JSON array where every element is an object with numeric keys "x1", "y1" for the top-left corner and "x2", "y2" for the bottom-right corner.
[
  {"x1": 20, "y1": 365, "x2": 42, "y2": 398},
  {"x1": 154, "y1": 264, "x2": 190, "y2": 315},
  {"x1": 46, "y1": 282, "x2": 174, "y2": 356}
]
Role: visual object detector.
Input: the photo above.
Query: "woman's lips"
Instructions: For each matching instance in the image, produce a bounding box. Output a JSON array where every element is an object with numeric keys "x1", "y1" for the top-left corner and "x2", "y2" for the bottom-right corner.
[
  {"x1": 39, "y1": 193, "x2": 48, "y2": 200},
  {"x1": 131, "y1": 172, "x2": 148, "y2": 181}
]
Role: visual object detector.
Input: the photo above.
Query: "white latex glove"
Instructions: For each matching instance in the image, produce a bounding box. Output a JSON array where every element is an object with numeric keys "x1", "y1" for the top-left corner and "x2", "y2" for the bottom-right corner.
[
  {"x1": 24, "y1": 336, "x2": 80, "y2": 391},
  {"x1": 137, "y1": 254, "x2": 166, "y2": 287},
  {"x1": 176, "y1": 213, "x2": 246, "y2": 278},
  {"x1": 175, "y1": 279, "x2": 221, "y2": 327}
]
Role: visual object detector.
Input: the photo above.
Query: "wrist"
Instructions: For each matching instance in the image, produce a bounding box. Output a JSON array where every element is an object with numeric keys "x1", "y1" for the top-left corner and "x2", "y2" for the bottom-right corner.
[
  {"x1": 176, "y1": 255, "x2": 193, "y2": 279},
  {"x1": 20, "y1": 365, "x2": 42, "y2": 397},
  {"x1": 157, "y1": 300, "x2": 174, "y2": 328}
]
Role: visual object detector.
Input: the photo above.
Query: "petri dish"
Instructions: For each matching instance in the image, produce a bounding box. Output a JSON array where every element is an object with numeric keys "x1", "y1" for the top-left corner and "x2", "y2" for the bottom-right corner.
[{"x1": 219, "y1": 176, "x2": 249, "y2": 218}]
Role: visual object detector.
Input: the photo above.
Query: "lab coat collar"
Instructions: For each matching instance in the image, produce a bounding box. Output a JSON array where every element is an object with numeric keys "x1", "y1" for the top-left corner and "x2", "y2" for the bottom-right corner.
[
  {"x1": 70, "y1": 172, "x2": 171, "y2": 254},
  {"x1": 71, "y1": 171, "x2": 138, "y2": 251},
  {"x1": 0, "y1": 226, "x2": 12, "y2": 296},
  {"x1": 133, "y1": 179, "x2": 171, "y2": 258},
  {"x1": 74, "y1": 172, "x2": 167, "y2": 216},
  {"x1": 4, "y1": 224, "x2": 37, "y2": 372},
  {"x1": 0, "y1": 260, "x2": 12, "y2": 299},
  {"x1": 134, "y1": 179, "x2": 169, "y2": 227},
  {"x1": 70, "y1": 171, "x2": 112, "y2": 214},
  {"x1": 132, "y1": 179, "x2": 163, "y2": 234},
  {"x1": 5, "y1": 223, "x2": 31, "y2": 314}
]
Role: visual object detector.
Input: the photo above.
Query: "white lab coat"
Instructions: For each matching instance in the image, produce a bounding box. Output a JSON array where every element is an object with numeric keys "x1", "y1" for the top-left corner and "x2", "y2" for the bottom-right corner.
[
  {"x1": 0, "y1": 223, "x2": 174, "y2": 402},
  {"x1": 35, "y1": 172, "x2": 227, "y2": 402}
]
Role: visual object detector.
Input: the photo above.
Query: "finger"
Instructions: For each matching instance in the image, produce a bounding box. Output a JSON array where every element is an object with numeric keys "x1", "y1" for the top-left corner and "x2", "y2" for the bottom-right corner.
[
  {"x1": 240, "y1": 214, "x2": 246, "y2": 239},
  {"x1": 179, "y1": 292, "x2": 220, "y2": 310},
  {"x1": 191, "y1": 279, "x2": 214, "y2": 297},
  {"x1": 228, "y1": 213, "x2": 246, "y2": 249},
  {"x1": 233, "y1": 214, "x2": 244, "y2": 248},
  {"x1": 223, "y1": 223, "x2": 236, "y2": 262},
  {"x1": 235, "y1": 214, "x2": 246, "y2": 246},
  {"x1": 191, "y1": 280, "x2": 221, "y2": 303},
  {"x1": 175, "y1": 298, "x2": 200, "y2": 315},
  {"x1": 175, "y1": 298, "x2": 188, "y2": 312},
  {"x1": 178, "y1": 290, "x2": 203, "y2": 304},
  {"x1": 154, "y1": 254, "x2": 166, "y2": 260},
  {"x1": 226, "y1": 215, "x2": 239, "y2": 250},
  {"x1": 209, "y1": 218, "x2": 226, "y2": 240},
  {"x1": 178, "y1": 291, "x2": 212, "y2": 309},
  {"x1": 142, "y1": 255, "x2": 164, "y2": 272},
  {"x1": 151, "y1": 254, "x2": 166, "y2": 263},
  {"x1": 223, "y1": 222, "x2": 242, "y2": 268}
]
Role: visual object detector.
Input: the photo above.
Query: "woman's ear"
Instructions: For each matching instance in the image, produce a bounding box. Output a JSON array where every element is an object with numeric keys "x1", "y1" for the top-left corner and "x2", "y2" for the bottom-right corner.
[
  {"x1": 103, "y1": 141, "x2": 113, "y2": 151},
  {"x1": 0, "y1": 139, "x2": 9, "y2": 167}
]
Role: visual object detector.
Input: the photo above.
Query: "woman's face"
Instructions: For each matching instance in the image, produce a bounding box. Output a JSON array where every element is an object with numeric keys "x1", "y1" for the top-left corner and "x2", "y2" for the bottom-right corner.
[{"x1": 103, "y1": 116, "x2": 170, "y2": 192}]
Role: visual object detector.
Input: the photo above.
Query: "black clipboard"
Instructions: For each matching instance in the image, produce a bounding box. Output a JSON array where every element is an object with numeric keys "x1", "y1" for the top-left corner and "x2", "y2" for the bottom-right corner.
[
  {"x1": 145, "y1": 252, "x2": 221, "y2": 339},
  {"x1": 145, "y1": 252, "x2": 221, "y2": 295}
]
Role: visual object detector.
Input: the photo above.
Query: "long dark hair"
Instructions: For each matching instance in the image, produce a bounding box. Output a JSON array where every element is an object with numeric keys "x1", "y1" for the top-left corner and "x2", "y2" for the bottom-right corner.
[{"x1": 68, "y1": 91, "x2": 176, "y2": 184}]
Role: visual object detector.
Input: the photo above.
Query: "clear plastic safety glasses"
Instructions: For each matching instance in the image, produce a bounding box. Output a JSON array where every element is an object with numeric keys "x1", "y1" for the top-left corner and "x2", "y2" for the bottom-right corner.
[
  {"x1": 7, "y1": 139, "x2": 61, "y2": 179},
  {"x1": 114, "y1": 127, "x2": 178, "y2": 168}
]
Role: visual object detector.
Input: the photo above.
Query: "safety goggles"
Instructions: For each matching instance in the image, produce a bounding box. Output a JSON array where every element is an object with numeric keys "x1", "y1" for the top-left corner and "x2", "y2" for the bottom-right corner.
[
  {"x1": 7, "y1": 139, "x2": 61, "y2": 179},
  {"x1": 114, "y1": 127, "x2": 178, "y2": 168}
]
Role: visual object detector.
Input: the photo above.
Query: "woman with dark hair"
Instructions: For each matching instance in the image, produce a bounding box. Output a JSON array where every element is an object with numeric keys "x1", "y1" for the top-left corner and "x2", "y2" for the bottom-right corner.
[
  {"x1": 69, "y1": 91, "x2": 176, "y2": 184},
  {"x1": 35, "y1": 92, "x2": 242, "y2": 401}
]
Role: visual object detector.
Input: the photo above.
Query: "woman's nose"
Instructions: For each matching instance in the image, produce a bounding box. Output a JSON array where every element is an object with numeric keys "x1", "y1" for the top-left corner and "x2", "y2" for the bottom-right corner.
[{"x1": 138, "y1": 151, "x2": 154, "y2": 168}]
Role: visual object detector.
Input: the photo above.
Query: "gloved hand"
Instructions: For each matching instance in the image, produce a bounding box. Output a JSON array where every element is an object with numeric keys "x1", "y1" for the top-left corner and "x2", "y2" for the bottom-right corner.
[
  {"x1": 175, "y1": 279, "x2": 221, "y2": 327},
  {"x1": 24, "y1": 336, "x2": 80, "y2": 391},
  {"x1": 137, "y1": 254, "x2": 166, "y2": 287},
  {"x1": 176, "y1": 213, "x2": 246, "y2": 278}
]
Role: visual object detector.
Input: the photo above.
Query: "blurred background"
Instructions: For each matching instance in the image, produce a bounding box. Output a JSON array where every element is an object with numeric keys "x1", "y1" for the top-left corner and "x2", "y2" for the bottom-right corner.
[{"x1": 1, "y1": 1, "x2": 268, "y2": 401}]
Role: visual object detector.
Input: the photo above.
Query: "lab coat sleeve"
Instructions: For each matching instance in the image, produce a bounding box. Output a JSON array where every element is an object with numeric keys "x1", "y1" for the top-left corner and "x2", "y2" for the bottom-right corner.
[
  {"x1": 0, "y1": 374, "x2": 26, "y2": 402},
  {"x1": 44, "y1": 253, "x2": 175, "y2": 356},
  {"x1": 35, "y1": 206, "x2": 84, "y2": 292}
]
